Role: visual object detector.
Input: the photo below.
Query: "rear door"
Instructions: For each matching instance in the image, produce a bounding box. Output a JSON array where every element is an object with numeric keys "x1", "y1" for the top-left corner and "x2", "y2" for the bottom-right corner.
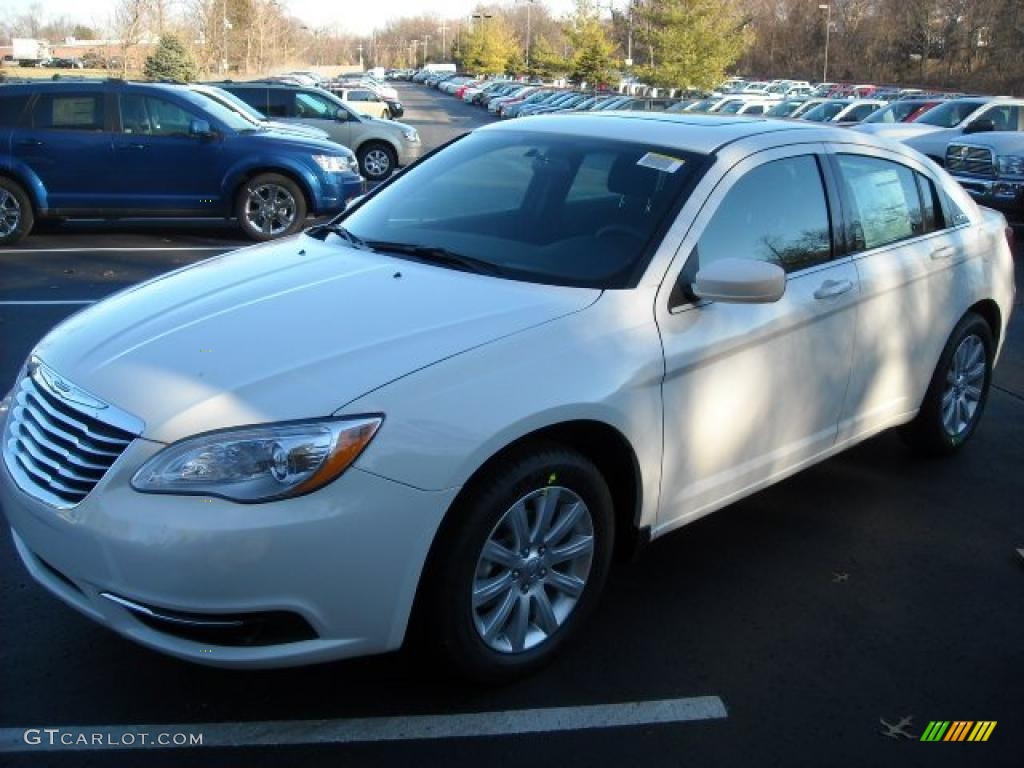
[
  {"x1": 111, "y1": 91, "x2": 224, "y2": 212},
  {"x1": 826, "y1": 145, "x2": 965, "y2": 443},
  {"x1": 10, "y1": 89, "x2": 113, "y2": 211}
]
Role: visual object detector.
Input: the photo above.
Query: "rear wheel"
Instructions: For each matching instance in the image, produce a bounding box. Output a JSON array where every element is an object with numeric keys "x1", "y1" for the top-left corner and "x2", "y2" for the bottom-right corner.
[
  {"x1": 901, "y1": 312, "x2": 993, "y2": 456},
  {"x1": 0, "y1": 178, "x2": 34, "y2": 246},
  {"x1": 428, "y1": 445, "x2": 614, "y2": 682},
  {"x1": 235, "y1": 173, "x2": 306, "y2": 241}
]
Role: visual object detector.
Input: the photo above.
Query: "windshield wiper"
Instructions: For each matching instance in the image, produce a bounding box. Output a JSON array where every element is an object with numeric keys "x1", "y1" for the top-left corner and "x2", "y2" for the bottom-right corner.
[
  {"x1": 306, "y1": 223, "x2": 372, "y2": 250},
  {"x1": 364, "y1": 240, "x2": 504, "y2": 276}
]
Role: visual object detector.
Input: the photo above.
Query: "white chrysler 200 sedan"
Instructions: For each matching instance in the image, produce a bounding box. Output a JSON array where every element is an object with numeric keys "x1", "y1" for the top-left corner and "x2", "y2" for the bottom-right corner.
[{"x1": 0, "y1": 114, "x2": 1016, "y2": 680}]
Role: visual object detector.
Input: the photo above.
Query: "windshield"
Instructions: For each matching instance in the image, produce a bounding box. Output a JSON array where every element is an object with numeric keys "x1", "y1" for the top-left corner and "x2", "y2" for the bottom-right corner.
[
  {"x1": 191, "y1": 86, "x2": 265, "y2": 125},
  {"x1": 863, "y1": 100, "x2": 926, "y2": 124},
  {"x1": 916, "y1": 100, "x2": 986, "y2": 127},
  {"x1": 339, "y1": 130, "x2": 706, "y2": 288},
  {"x1": 719, "y1": 101, "x2": 745, "y2": 114},
  {"x1": 177, "y1": 89, "x2": 258, "y2": 132},
  {"x1": 802, "y1": 102, "x2": 846, "y2": 121},
  {"x1": 766, "y1": 100, "x2": 802, "y2": 116}
]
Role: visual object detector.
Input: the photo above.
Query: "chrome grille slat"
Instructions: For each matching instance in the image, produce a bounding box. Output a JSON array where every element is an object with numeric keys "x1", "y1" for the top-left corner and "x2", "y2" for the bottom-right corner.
[
  {"x1": 945, "y1": 144, "x2": 995, "y2": 178},
  {"x1": 2, "y1": 360, "x2": 142, "y2": 508},
  {"x1": 13, "y1": 418, "x2": 110, "y2": 472},
  {"x1": 22, "y1": 382, "x2": 132, "y2": 446}
]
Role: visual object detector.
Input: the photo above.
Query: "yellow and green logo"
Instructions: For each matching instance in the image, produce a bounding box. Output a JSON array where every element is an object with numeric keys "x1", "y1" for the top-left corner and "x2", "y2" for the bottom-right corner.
[{"x1": 920, "y1": 721, "x2": 997, "y2": 742}]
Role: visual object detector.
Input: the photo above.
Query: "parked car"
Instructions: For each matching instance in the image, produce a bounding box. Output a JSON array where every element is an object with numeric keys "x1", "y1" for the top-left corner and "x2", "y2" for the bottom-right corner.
[
  {"x1": 2, "y1": 113, "x2": 1014, "y2": 681},
  {"x1": 0, "y1": 80, "x2": 363, "y2": 244},
  {"x1": 859, "y1": 98, "x2": 943, "y2": 126},
  {"x1": 945, "y1": 133, "x2": 1024, "y2": 226},
  {"x1": 210, "y1": 81, "x2": 422, "y2": 180},
  {"x1": 326, "y1": 86, "x2": 392, "y2": 119},
  {"x1": 188, "y1": 83, "x2": 331, "y2": 141},
  {"x1": 855, "y1": 97, "x2": 1024, "y2": 164}
]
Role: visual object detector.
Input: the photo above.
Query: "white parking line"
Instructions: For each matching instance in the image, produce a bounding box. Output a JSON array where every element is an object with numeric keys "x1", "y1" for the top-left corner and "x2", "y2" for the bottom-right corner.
[
  {"x1": 0, "y1": 696, "x2": 727, "y2": 751},
  {"x1": 0, "y1": 300, "x2": 97, "y2": 306},
  {"x1": 0, "y1": 247, "x2": 231, "y2": 253}
]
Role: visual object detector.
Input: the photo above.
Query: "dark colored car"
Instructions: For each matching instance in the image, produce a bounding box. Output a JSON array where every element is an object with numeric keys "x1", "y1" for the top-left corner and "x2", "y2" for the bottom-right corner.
[{"x1": 0, "y1": 80, "x2": 364, "y2": 245}]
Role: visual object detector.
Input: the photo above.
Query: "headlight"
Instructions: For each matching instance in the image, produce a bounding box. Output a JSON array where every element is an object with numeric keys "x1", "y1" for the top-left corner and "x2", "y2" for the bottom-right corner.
[
  {"x1": 313, "y1": 154, "x2": 358, "y2": 173},
  {"x1": 995, "y1": 155, "x2": 1024, "y2": 179},
  {"x1": 401, "y1": 128, "x2": 419, "y2": 143},
  {"x1": 132, "y1": 417, "x2": 382, "y2": 502}
]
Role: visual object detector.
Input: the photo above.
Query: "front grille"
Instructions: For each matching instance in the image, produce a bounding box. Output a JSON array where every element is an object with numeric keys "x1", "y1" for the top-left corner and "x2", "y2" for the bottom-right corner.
[
  {"x1": 3, "y1": 361, "x2": 141, "y2": 508},
  {"x1": 945, "y1": 144, "x2": 995, "y2": 177}
]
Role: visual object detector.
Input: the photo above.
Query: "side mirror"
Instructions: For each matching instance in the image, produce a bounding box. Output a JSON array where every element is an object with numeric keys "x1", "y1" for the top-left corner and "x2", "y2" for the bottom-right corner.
[
  {"x1": 964, "y1": 117, "x2": 995, "y2": 134},
  {"x1": 189, "y1": 118, "x2": 213, "y2": 138},
  {"x1": 692, "y1": 258, "x2": 786, "y2": 304}
]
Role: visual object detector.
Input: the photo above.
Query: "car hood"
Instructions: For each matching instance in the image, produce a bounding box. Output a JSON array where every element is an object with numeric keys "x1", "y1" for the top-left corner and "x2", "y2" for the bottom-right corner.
[
  {"x1": 242, "y1": 129, "x2": 353, "y2": 157},
  {"x1": 34, "y1": 237, "x2": 599, "y2": 443},
  {"x1": 263, "y1": 120, "x2": 329, "y2": 140},
  {"x1": 852, "y1": 122, "x2": 942, "y2": 138}
]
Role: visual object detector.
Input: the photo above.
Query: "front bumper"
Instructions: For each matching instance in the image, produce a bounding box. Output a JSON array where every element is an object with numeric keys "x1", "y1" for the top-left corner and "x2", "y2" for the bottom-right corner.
[
  {"x1": 397, "y1": 141, "x2": 424, "y2": 168},
  {"x1": 951, "y1": 174, "x2": 1024, "y2": 225},
  {"x1": 312, "y1": 173, "x2": 366, "y2": 215},
  {"x1": 1, "y1": 437, "x2": 456, "y2": 668}
]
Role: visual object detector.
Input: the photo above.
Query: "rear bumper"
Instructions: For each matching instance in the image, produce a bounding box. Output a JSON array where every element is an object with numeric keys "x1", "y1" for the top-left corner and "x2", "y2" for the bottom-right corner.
[{"x1": 952, "y1": 174, "x2": 1024, "y2": 225}]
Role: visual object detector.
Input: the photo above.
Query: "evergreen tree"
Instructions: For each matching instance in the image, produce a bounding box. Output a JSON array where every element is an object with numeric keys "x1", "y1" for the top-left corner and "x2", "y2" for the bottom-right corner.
[
  {"x1": 565, "y1": 0, "x2": 617, "y2": 88},
  {"x1": 636, "y1": 0, "x2": 750, "y2": 91},
  {"x1": 143, "y1": 34, "x2": 198, "y2": 83}
]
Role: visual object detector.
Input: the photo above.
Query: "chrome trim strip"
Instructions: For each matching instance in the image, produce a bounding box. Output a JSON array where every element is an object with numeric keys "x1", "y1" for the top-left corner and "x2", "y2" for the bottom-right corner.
[{"x1": 99, "y1": 593, "x2": 246, "y2": 628}]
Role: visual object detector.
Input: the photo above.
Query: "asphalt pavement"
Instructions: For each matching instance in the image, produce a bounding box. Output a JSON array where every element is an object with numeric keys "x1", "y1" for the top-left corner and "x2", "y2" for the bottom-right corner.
[{"x1": 0, "y1": 83, "x2": 1021, "y2": 768}]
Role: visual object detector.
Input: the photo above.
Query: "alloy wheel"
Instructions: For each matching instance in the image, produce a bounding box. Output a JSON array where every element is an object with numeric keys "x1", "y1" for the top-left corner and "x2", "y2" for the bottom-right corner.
[
  {"x1": 941, "y1": 333, "x2": 986, "y2": 437},
  {"x1": 244, "y1": 184, "x2": 297, "y2": 236},
  {"x1": 0, "y1": 189, "x2": 21, "y2": 237},
  {"x1": 363, "y1": 149, "x2": 392, "y2": 178},
  {"x1": 471, "y1": 486, "x2": 594, "y2": 654}
]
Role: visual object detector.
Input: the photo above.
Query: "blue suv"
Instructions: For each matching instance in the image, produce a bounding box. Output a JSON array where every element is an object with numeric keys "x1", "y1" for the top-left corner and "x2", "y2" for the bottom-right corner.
[{"x1": 0, "y1": 80, "x2": 364, "y2": 244}]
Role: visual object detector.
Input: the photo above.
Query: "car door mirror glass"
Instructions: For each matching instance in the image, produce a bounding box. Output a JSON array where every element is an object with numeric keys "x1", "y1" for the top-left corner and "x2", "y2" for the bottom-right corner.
[
  {"x1": 189, "y1": 118, "x2": 212, "y2": 137},
  {"x1": 693, "y1": 258, "x2": 786, "y2": 304}
]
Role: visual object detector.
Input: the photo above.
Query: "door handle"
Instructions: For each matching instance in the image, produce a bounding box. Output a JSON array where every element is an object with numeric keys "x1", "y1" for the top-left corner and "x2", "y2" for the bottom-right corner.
[
  {"x1": 814, "y1": 279, "x2": 854, "y2": 300},
  {"x1": 16, "y1": 139, "x2": 43, "y2": 147},
  {"x1": 115, "y1": 143, "x2": 146, "y2": 151},
  {"x1": 930, "y1": 245, "x2": 955, "y2": 260}
]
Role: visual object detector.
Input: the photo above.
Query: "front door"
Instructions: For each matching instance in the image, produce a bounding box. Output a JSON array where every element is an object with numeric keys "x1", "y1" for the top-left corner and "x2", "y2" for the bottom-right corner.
[{"x1": 655, "y1": 147, "x2": 858, "y2": 529}]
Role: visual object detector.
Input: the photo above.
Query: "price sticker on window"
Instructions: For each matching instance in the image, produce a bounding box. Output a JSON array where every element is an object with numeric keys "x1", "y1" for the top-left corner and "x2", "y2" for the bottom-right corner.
[{"x1": 637, "y1": 152, "x2": 685, "y2": 173}]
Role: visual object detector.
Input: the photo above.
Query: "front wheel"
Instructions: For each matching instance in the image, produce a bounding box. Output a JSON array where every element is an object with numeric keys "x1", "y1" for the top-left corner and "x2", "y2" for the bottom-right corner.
[
  {"x1": 235, "y1": 173, "x2": 307, "y2": 241},
  {"x1": 901, "y1": 312, "x2": 994, "y2": 456},
  {"x1": 429, "y1": 445, "x2": 614, "y2": 682},
  {"x1": 357, "y1": 143, "x2": 397, "y2": 181}
]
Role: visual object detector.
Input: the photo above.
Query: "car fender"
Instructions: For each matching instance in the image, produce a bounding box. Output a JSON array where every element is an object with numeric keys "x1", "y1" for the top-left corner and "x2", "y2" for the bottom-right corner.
[
  {"x1": 2, "y1": 157, "x2": 49, "y2": 212},
  {"x1": 341, "y1": 288, "x2": 666, "y2": 532},
  {"x1": 221, "y1": 153, "x2": 321, "y2": 208}
]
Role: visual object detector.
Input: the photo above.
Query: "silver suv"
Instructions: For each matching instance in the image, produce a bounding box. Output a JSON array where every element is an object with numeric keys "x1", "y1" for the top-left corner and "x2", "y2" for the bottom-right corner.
[{"x1": 213, "y1": 81, "x2": 422, "y2": 180}]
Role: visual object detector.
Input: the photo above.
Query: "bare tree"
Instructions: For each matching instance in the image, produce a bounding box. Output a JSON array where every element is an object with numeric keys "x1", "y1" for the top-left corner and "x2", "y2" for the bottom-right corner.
[{"x1": 113, "y1": 0, "x2": 150, "y2": 77}]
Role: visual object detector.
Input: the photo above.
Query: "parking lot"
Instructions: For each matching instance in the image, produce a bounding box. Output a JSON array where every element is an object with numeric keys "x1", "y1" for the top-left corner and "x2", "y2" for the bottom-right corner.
[{"x1": 1, "y1": 83, "x2": 1022, "y2": 767}]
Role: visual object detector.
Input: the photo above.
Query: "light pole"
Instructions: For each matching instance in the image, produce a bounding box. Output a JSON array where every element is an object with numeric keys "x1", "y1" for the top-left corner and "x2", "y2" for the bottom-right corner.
[
  {"x1": 818, "y1": 3, "x2": 831, "y2": 83},
  {"x1": 517, "y1": 0, "x2": 535, "y2": 73}
]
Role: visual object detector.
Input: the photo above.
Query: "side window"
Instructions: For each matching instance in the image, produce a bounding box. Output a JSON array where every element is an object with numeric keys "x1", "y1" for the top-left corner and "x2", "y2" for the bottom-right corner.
[
  {"x1": 349, "y1": 90, "x2": 371, "y2": 102},
  {"x1": 694, "y1": 155, "x2": 833, "y2": 273},
  {"x1": 295, "y1": 92, "x2": 338, "y2": 119},
  {"x1": 31, "y1": 93, "x2": 105, "y2": 131},
  {"x1": 266, "y1": 89, "x2": 292, "y2": 118},
  {"x1": 915, "y1": 173, "x2": 945, "y2": 233},
  {"x1": 233, "y1": 88, "x2": 269, "y2": 114},
  {"x1": 119, "y1": 94, "x2": 195, "y2": 136},
  {"x1": 836, "y1": 154, "x2": 923, "y2": 250},
  {"x1": 0, "y1": 94, "x2": 30, "y2": 127},
  {"x1": 979, "y1": 104, "x2": 1022, "y2": 131}
]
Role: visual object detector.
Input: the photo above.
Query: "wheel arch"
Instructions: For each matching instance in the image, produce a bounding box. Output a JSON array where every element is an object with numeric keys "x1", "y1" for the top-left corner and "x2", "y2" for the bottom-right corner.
[
  {"x1": 968, "y1": 298, "x2": 1002, "y2": 347},
  {"x1": 0, "y1": 166, "x2": 45, "y2": 214},
  {"x1": 228, "y1": 165, "x2": 315, "y2": 216},
  {"x1": 403, "y1": 418, "x2": 646, "y2": 650}
]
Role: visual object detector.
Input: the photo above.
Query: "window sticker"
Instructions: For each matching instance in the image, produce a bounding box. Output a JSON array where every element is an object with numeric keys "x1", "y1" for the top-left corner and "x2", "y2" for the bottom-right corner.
[
  {"x1": 637, "y1": 152, "x2": 685, "y2": 173},
  {"x1": 847, "y1": 168, "x2": 913, "y2": 248}
]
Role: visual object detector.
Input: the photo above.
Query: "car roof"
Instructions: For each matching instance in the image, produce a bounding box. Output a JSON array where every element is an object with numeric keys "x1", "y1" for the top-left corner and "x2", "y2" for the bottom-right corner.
[{"x1": 477, "y1": 112, "x2": 857, "y2": 155}]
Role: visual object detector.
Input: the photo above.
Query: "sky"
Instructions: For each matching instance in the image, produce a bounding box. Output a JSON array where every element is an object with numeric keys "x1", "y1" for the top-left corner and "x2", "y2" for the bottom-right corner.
[{"x1": 7, "y1": 0, "x2": 580, "y2": 37}]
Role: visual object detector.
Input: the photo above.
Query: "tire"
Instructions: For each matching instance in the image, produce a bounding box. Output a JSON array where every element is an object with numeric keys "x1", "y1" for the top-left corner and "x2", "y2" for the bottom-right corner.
[
  {"x1": 428, "y1": 444, "x2": 614, "y2": 682},
  {"x1": 357, "y1": 142, "x2": 397, "y2": 181},
  {"x1": 901, "y1": 311, "x2": 993, "y2": 456},
  {"x1": 0, "y1": 177, "x2": 34, "y2": 246},
  {"x1": 235, "y1": 173, "x2": 307, "y2": 241}
]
